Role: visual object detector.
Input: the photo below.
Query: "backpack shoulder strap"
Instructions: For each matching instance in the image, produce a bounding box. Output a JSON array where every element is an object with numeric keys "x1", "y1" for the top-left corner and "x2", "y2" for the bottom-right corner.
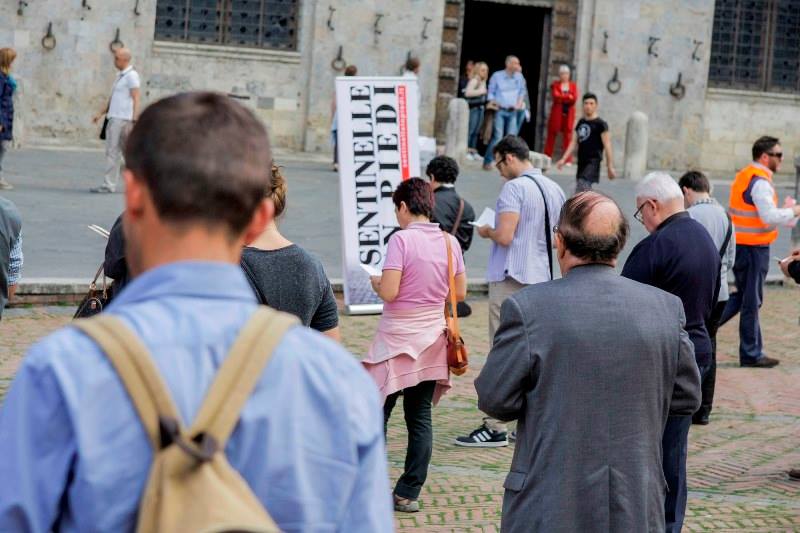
[
  {"x1": 719, "y1": 211, "x2": 733, "y2": 258},
  {"x1": 189, "y1": 307, "x2": 298, "y2": 446},
  {"x1": 451, "y1": 198, "x2": 465, "y2": 236},
  {"x1": 73, "y1": 315, "x2": 181, "y2": 450}
]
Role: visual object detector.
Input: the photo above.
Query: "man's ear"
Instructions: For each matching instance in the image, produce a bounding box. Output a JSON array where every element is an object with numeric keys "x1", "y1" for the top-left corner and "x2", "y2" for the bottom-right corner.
[
  {"x1": 123, "y1": 169, "x2": 146, "y2": 221},
  {"x1": 555, "y1": 231, "x2": 567, "y2": 260},
  {"x1": 243, "y1": 198, "x2": 273, "y2": 246}
]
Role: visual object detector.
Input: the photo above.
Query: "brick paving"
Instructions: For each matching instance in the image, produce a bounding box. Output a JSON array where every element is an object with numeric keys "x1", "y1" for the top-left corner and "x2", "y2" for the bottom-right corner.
[{"x1": 1, "y1": 288, "x2": 799, "y2": 531}]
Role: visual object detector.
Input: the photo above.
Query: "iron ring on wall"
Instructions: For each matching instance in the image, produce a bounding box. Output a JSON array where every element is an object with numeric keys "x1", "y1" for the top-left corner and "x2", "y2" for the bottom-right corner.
[{"x1": 607, "y1": 67, "x2": 621, "y2": 94}]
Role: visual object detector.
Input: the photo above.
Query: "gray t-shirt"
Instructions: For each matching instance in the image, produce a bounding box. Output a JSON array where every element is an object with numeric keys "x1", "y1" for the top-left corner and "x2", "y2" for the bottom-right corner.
[
  {"x1": 241, "y1": 245, "x2": 339, "y2": 332},
  {"x1": 688, "y1": 199, "x2": 735, "y2": 302}
]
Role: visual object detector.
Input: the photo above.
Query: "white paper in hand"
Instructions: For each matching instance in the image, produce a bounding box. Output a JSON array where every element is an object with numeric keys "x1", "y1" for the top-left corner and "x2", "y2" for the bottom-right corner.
[
  {"x1": 360, "y1": 263, "x2": 383, "y2": 277},
  {"x1": 469, "y1": 207, "x2": 496, "y2": 229}
]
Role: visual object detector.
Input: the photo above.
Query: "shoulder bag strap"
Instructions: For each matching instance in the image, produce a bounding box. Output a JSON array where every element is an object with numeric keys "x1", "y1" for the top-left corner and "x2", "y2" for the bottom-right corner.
[
  {"x1": 189, "y1": 307, "x2": 298, "y2": 446},
  {"x1": 444, "y1": 232, "x2": 460, "y2": 339},
  {"x1": 719, "y1": 212, "x2": 733, "y2": 259},
  {"x1": 524, "y1": 174, "x2": 553, "y2": 280},
  {"x1": 104, "y1": 70, "x2": 128, "y2": 112},
  {"x1": 451, "y1": 198, "x2": 465, "y2": 236},
  {"x1": 73, "y1": 315, "x2": 182, "y2": 450},
  {"x1": 240, "y1": 257, "x2": 268, "y2": 305}
]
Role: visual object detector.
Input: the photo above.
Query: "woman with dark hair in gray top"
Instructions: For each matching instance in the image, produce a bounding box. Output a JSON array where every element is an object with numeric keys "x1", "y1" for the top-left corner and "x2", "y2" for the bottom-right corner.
[{"x1": 241, "y1": 164, "x2": 340, "y2": 340}]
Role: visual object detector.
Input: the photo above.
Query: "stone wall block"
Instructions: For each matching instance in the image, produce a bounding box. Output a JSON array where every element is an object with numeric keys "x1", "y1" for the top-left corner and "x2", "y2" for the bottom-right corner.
[
  {"x1": 624, "y1": 111, "x2": 649, "y2": 181},
  {"x1": 444, "y1": 98, "x2": 469, "y2": 164}
]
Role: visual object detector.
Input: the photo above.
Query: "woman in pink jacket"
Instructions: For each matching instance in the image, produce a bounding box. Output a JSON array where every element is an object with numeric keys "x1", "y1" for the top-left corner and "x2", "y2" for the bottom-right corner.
[{"x1": 364, "y1": 178, "x2": 467, "y2": 513}]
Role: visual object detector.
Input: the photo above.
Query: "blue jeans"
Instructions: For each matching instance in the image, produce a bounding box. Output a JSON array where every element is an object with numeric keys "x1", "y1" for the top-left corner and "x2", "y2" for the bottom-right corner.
[
  {"x1": 483, "y1": 109, "x2": 519, "y2": 165},
  {"x1": 719, "y1": 245, "x2": 769, "y2": 364},
  {"x1": 515, "y1": 109, "x2": 526, "y2": 134},
  {"x1": 468, "y1": 107, "x2": 484, "y2": 150},
  {"x1": 663, "y1": 363, "x2": 709, "y2": 532}
]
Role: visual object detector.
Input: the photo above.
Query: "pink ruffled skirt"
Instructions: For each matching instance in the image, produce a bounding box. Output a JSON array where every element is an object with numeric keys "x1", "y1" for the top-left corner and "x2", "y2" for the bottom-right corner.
[{"x1": 362, "y1": 305, "x2": 451, "y2": 405}]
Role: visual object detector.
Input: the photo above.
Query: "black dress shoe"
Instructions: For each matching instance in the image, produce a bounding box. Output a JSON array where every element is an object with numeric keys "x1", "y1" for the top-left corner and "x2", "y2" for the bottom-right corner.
[
  {"x1": 740, "y1": 356, "x2": 780, "y2": 368},
  {"x1": 788, "y1": 469, "x2": 800, "y2": 480}
]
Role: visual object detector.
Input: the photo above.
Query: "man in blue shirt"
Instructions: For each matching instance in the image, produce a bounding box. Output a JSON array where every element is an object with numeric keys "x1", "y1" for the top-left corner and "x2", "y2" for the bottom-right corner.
[
  {"x1": 482, "y1": 56, "x2": 527, "y2": 170},
  {"x1": 0, "y1": 92, "x2": 393, "y2": 532}
]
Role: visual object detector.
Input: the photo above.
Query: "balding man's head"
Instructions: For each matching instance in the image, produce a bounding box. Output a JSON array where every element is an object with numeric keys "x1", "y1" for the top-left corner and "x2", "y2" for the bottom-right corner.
[
  {"x1": 114, "y1": 48, "x2": 132, "y2": 70},
  {"x1": 556, "y1": 192, "x2": 629, "y2": 267}
]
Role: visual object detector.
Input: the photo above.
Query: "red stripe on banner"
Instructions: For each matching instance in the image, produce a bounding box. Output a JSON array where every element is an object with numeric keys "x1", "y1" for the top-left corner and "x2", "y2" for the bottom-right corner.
[{"x1": 398, "y1": 85, "x2": 410, "y2": 180}]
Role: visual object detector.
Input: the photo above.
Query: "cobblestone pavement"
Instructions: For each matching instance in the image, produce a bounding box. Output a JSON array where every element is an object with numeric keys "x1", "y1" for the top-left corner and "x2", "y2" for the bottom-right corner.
[{"x1": 1, "y1": 288, "x2": 798, "y2": 531}]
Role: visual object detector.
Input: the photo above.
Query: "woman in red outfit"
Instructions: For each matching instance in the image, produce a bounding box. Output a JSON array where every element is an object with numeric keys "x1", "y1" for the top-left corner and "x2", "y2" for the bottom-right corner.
[{"x1": 544, "y1": 65, "x2": 578, "y2": 164}]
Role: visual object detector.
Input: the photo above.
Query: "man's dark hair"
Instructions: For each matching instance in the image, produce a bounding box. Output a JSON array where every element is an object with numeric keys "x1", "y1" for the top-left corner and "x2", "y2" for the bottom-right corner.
[
  {"x1": 492, "y1": 135, "x2": 530, "y2": 161},
  {"x1": 752, "y1": 135, "x2": 780, "y2": 160},
  {"x1": 392, "y1": 177, "x2": 434, "y2": 219},
  {"x1": 124, "y1": 92, "x2": 271, "y2": 237},
  {"x1": 426, "y1": 155, "x2": 459, "y2": 184},
  {"x1": 582, "y1": 92, "x2": 598, "y2": 103},
  {"x1": 678, "y1": 171, "x2": 710, "y2": 193},
  {"x1": 557, "y1": 192, "x2": 628, "y2": 263}
]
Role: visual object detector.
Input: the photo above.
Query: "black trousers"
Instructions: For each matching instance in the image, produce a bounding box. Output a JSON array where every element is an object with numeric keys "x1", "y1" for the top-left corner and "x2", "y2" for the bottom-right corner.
[
  {"x1": 384, "y1": 380, "x2": 436, "y2": 500},
  {"x1": 696, "y1": 300, "x2": 727, "y2": 419}
]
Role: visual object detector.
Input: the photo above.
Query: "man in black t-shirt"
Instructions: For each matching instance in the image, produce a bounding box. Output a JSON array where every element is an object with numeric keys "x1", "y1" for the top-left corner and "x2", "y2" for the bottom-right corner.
[{"x1": 557, "y1": 92, "x2": 616, "y2": 192}]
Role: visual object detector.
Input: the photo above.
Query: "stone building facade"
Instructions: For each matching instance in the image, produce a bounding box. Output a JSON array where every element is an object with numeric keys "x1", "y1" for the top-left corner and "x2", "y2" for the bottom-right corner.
[{"x1": 3, "y1": 0, "x2": 799, "y2": 176}]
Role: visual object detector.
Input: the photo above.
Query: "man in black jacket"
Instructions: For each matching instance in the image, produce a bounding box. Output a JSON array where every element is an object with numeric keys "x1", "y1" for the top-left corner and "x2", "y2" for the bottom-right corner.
[
  {"x1": 621, "y1": 172, "x2": 720, "y2": 533},
  {"x1": 427, "y1": 155, "x2": 475, "y2": 316},
  {"x1": 778, "y1": 248, "x2": 800, "y2": 481}
]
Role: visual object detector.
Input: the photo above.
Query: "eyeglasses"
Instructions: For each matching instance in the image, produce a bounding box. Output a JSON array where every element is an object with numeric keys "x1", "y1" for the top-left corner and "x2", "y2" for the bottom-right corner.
[
  {"x1": 495, "y1": 156, "x2": 506, "y2": 170},
  {"x1": 633, "y1": 201, "x2": 649, "y2": 224},
  {"x1": 766, "y1": 151, "x2": 784, "y2": 159}
]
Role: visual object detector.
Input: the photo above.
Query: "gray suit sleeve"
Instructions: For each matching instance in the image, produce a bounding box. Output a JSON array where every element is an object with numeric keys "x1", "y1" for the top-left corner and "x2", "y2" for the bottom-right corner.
[
  {"x1": 475, "y1": 295, "x2": 534, "y2": 421},
  {"x1": 669, "y1": 302, "x2": 702, "y2": 416}
]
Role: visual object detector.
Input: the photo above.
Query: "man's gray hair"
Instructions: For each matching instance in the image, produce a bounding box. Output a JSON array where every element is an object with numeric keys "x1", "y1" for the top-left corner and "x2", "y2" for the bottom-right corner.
[
  {"x1": 636, "y1": 172, "x2": 683, "y2": 202},
  {"x1": 559, "y1": 64, "x2": 570, "y2": 74},
  {"x1": 505, "y1": 55, "x2": 519, "y2": 65}
]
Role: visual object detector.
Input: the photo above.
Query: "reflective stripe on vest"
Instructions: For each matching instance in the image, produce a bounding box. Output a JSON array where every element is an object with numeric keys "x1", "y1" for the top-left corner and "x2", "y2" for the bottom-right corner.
[
  {"x1": 728, "y1": 164, "x2": 778, "y2": 246},
  {"x1": 734, "y1": 224, "x2": 777, "y2": 234},
  {"x1": 728, "y1": 207, "x2": 760, "y2": 218}
]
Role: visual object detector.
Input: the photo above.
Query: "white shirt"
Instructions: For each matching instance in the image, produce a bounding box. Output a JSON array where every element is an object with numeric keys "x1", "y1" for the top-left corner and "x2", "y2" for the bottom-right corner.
[
  {"x1": 748, "y1": 162, "x2": 797, "y2": 226},
  {"x1": 107, "y1": 66, "x2": 140, "y2": 121}
]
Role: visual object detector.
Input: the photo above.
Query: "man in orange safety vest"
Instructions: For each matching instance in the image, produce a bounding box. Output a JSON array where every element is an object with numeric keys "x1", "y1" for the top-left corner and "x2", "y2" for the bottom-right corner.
[{"x1": 719, "y1": 136, "x2": 800, "y2": 367}]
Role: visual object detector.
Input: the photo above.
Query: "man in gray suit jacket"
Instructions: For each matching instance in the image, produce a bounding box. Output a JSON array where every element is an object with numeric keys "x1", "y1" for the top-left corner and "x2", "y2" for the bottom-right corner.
[{"x1": 475, "y1": 192, "x2": 701, "y2": 532}]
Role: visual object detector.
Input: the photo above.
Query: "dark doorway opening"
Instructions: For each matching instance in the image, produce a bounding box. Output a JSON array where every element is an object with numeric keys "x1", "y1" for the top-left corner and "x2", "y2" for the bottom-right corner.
[{"x1": 460, "y1": 0, "x2": 548, "y2": 152}]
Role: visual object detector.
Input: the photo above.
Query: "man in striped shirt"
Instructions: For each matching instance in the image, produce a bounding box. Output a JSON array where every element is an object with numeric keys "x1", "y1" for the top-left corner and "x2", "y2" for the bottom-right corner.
[
  {"x1": 0, "y1": 195, "x2": 21, "y2": 319},
  {"x1": 455, "y1": 135, "x2": 565, "y2": 447}
]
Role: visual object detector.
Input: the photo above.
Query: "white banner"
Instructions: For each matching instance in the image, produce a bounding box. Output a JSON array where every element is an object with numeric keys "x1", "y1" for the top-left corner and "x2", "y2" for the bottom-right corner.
[{"x1": 335, "y1": 77, "x2": 420, "y2": 313}]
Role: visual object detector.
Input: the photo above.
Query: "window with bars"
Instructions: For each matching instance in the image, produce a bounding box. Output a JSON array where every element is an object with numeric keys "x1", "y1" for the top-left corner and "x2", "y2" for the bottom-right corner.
[
  {"x1": 155, "y1": 0, "x2": 299, "y2": 51},
  {"x1": 709, "y1": 0, "x2": 800, "y2": 92}
]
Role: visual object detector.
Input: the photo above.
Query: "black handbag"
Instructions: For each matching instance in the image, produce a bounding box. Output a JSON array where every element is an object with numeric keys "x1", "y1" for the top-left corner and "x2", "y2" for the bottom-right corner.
[
  {"x1": 74, "y1": 265, "x2": 113, "y2": 318},
  {"x1": 99, "y1": 117, "x2": 109, "y2": 140},
  {"x1": 465, "y1": 94, "x2": 487, "y2": 108}
]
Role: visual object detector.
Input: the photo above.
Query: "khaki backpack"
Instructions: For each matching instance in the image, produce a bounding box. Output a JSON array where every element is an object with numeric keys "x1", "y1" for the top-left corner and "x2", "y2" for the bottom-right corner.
[{"x1": 75, "y1": 307, "x2": 298, "y2": 533}]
